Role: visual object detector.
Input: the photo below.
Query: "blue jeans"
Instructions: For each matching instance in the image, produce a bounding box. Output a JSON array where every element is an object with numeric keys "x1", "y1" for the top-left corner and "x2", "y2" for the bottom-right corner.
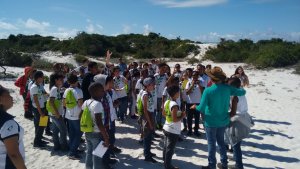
[
  {"x1": 163, "y1": 131, "x2": 179, "y2": 169},
  {"x1": 156, "y1": 98, "x2": 163, "y2": 125},
  {"x1": 85, "y1": 132, "x2": 108, "y2": 169},
  {"x1": 32, "y1": 107, "x2": 46, "y2": 145},
  {"x1": 68, "y1": 119, "x2": 82, "y2": 155},
  {"x1": 205, "y1": 126, "x2": 228, "y2": 169},
  {"x1": 109, "y1": 121, "x2": 116, "y2": 145},
  {"x1": 233, "y1": 141, "x2": 244, "y2": 169},
  {"x1": 50, "y1": 116, "x2": 68, "y2": 149},
  {"x1": 118, "y1": 96, "x2": 128, "y2": 121}
]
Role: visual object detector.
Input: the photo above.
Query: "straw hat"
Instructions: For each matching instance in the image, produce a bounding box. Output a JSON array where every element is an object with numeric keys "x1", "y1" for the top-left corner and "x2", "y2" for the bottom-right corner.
[{"x1": 205, "y1": 66, "x2": 227, "y2": 82}]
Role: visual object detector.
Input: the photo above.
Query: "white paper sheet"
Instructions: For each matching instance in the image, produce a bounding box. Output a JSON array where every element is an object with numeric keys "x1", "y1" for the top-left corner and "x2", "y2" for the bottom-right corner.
[{"x1": 92, "y1": 141, "x2": 108, "y2": 158}]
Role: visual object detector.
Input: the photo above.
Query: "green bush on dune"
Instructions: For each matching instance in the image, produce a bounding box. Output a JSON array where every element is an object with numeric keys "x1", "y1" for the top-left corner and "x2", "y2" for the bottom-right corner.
[
  {"x1": 205, "y1": 38, "x2": 300, "y2": 69},
  {"x1": 0, "y1": 32, "x2": 199, "y2": 60}
]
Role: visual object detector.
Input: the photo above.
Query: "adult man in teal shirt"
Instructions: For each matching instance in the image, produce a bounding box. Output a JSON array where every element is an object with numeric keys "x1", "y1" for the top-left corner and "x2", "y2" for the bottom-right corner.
[{"x1": 192, "y1": 66, "x2": 246, "y2": 169}]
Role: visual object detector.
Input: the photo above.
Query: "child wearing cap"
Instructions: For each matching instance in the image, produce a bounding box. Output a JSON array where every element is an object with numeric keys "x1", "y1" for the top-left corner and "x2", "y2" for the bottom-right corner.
[{"x1": 139, "y1": 77, "x2": 157, "y2": 163}]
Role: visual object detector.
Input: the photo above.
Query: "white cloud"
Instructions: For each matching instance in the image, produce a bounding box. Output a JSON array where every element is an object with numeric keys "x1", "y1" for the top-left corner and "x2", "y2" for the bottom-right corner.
[
  {"x1": 123, "y1": 25, "x2": 131, "y2": 34},
  {"x1": 0, "y1": 21, "x2": 18, "y2": 30},
  {"x1": 143, "y1": 24, "x2": 152, "y2": 35},
  {"x1": 24, "y1": 18, "x2": 50, "y2": 31},
  {"x1": 85, "y1": 20, "x2": 103, "y2": 34},
  {"x1": 151, "y1": 0, "x2": 227, "y2": 8},
  {"x1": 50, "y1": 27, "x2": 79, "y2": 39}
]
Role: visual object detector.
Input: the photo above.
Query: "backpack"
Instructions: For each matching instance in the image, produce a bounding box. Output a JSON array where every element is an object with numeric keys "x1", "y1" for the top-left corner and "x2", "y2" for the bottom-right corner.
[
  {"x1": 137, "y1": 96, "x2": 144, "y2": 116},
  {"x1": 65, "y1": 89, "x2": 77, "y2": 109},
  {"x1": 80, "y1": 101, "x2": 94, "y2": 132},
  {"x1": 46, "y1": 88, "x2": 61, "y2": 115},
  {"x1": 46, "y1": 100, "x2": 61, "y2": 115},
  {"x1": 164, "y1": 100, "x2": 173, "y2": 123}
]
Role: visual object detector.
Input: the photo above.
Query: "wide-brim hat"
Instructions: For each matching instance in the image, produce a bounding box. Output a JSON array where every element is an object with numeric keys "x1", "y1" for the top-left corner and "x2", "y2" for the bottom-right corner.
[{"x1": 205, "y1": 66, "x2": 227, "y2": 82}]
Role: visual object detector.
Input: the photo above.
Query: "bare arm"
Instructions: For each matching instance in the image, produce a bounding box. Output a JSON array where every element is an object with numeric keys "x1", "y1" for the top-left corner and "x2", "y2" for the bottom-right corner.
[
  {"x1": 143, "y1": 95, "x2": 153, "y2": 130},
  {"x1": 49, "y1": 97, "x2": 60, "y2": 118},
  {"x1": 95, "y1": 114, "x2": 110, "y2": 147},
  {"x1": 33, "y1": 95, "x2": 44, "y2": 117},
  {"x1": 186, "y1": 81, "x2": 194, "y2": 95},
  {"x1": 230, "y1": 96, "x2": 238, "y2": 117},
  {"x1": 171, "y1": 105, "x2": 186, "y2": 123},
  {"x1": 77, "y1": 99, "x2": 84, "y2": 108},
  {"x1": 4, "y1": 136, "x2": 27, "y2": 169}
]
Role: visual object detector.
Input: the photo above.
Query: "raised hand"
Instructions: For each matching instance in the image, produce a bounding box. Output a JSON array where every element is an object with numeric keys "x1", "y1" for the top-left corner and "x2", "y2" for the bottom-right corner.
[{"x1": 106, "y1": 50, "x2": 112, "y2": 60}]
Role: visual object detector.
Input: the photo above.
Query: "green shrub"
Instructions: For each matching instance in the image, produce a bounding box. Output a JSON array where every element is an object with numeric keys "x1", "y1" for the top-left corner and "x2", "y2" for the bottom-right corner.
[
  {"x1": 187, "y1": 57, "x2": 199, "y2": 66},
  {"x1": 0, "y1": 49, "x2": 33, "y2": 67},
  {"x1": 32, "y1": 59, "x2": 53, "y2": 71},
  {"x1": 74, "y1": 54, "x2": 88, "y2": 63}
]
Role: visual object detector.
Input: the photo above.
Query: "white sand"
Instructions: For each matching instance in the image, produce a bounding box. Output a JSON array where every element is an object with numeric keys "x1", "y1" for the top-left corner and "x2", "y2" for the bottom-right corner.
[{"x1": 1, "y1": 58, "x2": 300, "y2": 168}]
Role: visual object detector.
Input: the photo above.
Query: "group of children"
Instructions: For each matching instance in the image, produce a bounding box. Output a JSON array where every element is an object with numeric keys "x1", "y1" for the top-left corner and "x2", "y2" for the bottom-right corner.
[{"x1": 14, "y1": 54, "x2": 251, "y2": 169}]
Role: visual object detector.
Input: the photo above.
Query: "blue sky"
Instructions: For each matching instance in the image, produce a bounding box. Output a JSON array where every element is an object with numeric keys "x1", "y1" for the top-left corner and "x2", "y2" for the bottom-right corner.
[{"x1": 0, "y1": 0, "x2": 300, "y2": 42}]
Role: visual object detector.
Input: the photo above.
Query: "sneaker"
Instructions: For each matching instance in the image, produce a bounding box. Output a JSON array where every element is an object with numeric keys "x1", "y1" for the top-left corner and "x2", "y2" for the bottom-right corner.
[
  {"x1": 68, "y1": 154, "x2": 81, "y2": 160},
  {"x1": 194, "y1": 131, "x2": 201, "y2": 137},
  {"x1": 178, "y1": 137, "x2": 184, "y2": 142},
  {"x1": 144, "y1": 157, "x2": 157, "y2": 163},
  {"x1": 33, "y1": 143, "x2": 47, "y2": 148},
  {"x1": 45, "y1": 131, "x2": 53, "y2": 136},
  {"x1": 150, "y1": 152, "x2": 156, "y2": 157},
  {"x1": 41, "y1": 140, "x2": 49, "y2": 144},
  {"x1": 112, "y1": 146, "x2": 122, "y2": 153},
  {"x1": 108, "y1": 158, "x2": 118, "y2": 164},
  {"x1": 130, "y1": 115, "x2": 138, "y2": 119},
  {"x1": 217, "y1": 163, "x2": 228, "y2": 169},
  {"x1": 153, "y1": 132, "x2": 160, "y2": 138}
]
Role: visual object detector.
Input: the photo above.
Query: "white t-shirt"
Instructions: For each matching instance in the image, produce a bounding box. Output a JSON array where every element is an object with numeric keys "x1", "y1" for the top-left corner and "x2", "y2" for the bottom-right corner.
[
  {"x1": 0, "y1": 117, "x2": 25, "y2": 169},
  {"x1": 106, "y1": 90, "x2": 118, "y2": 122},
  {"x1": 135, "y1": 78, "x2": 144, "y2": 91},
  {"x1": 113, "y1": 75, "x2": 127, "y2": 98},
  {"x1": 162, "y1": 87, "x2": 181, "y2": 109},
  {"x1": 199, "y1": 74, "x2": 209, "y2": 88},
  {"x1": 82, "y1": 99, "x2": 104, "y2": 133},
  {"x1": 185, "y1": 81, "x2": 201, "y2": 104},
  {"x1": 140, "y1": 90, "x2": 155, "y2": 113},
  {"x1": 49, "y1": 86, "x2": 64, "y2": 115},
  {"x1": 163, "y1": 100, "x2": 181, "y2": 135},
  {"x1": 237, "y1": 95, "x2": 248, "y2": 114},
  {"x1": 154, "y1": 73, "x2": 168, "y2": 98},
  {"x1": 30, "y1": 83, "x2": 46, "y2": 108},
  {"x1": 64, "y1": 87, "x2": 83, "y2": 120}
]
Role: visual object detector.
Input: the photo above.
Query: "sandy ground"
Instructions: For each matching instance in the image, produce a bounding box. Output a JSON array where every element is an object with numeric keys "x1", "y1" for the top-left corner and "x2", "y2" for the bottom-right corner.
[{"x1": 1, "y1": 58, "x2": 300, "y2": 169}]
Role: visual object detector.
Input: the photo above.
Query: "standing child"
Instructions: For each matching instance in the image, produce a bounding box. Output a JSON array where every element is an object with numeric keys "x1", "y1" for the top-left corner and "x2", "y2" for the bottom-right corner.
[
  {"x1": 63, "y1": 74, "x2": 83, "y2": 160},
  {"x1": 162, "y1": 85, "x2": 186, "y2": 169},
  {"x1": 81, "y1": 83, "x2": 111, "y2": 169},
  {"x1": 226, "y1": 76, "x2": 252, "y2": 169},
  {"x1": 0, "y1": 85, "x2": 27, "y2": 169},
  {"x1": 112, "y1": 66, "x2": 128, "y2": 123},
  {"x1": 47, "y1": 73, "x2": 68, "y2": 151},
  {"x1": 14, "y1": 66, "x2": 34, "y2": 119},
  {"x1": 154, "y1": 63, "x2": 168, "y2": 130},
  {"x1": 185, "y1": 71, "x2": 203, "y2": 137},
  {"x1": 30, "y1": 71, "x2": 48, "y2": 148},
  {"x1": 139, "y1": 77, "x2": 157, "y2": 163}
]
